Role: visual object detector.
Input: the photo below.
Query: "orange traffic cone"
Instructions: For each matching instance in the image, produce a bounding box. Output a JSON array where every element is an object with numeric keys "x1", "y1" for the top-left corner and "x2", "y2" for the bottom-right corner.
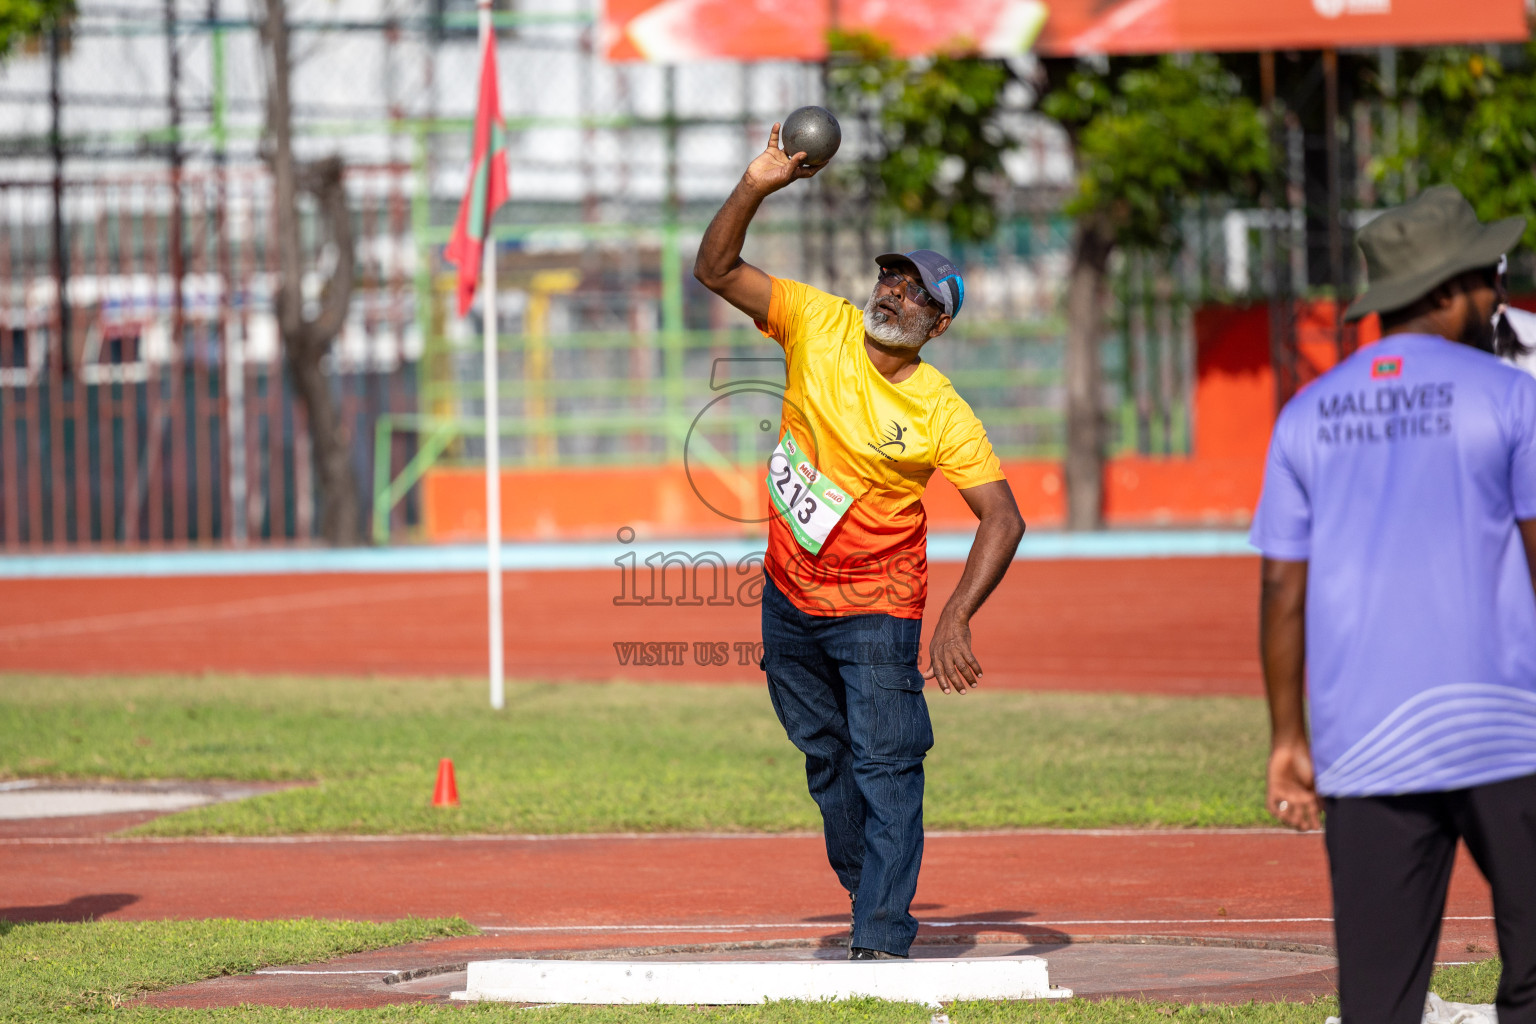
[{"x1": 432, "y1": 758, "x2": 459, "y2": 807}]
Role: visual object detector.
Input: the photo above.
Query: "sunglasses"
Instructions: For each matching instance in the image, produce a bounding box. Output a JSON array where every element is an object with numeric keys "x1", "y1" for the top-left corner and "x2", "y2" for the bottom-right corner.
[{"x1": 876, "y1": 269, "x2": 942, "y2": 311}]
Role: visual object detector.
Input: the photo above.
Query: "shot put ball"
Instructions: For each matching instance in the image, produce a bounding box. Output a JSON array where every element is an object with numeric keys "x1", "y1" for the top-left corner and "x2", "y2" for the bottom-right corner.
[{"x1": 782, "y1": 106, "x2": 842, "y2": 167}]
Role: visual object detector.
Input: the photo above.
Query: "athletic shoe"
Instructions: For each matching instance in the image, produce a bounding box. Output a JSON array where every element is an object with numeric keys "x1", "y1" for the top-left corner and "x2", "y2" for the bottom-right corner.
[{"x1": 848, "y1": 947, "x2": 906, "y2": 960}]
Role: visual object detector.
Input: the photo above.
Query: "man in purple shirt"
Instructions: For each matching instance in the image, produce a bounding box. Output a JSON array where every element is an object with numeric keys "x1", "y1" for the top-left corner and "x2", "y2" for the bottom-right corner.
[{"x1": 1251, "y1": 186, "x2": 1536, "y2": 1024}]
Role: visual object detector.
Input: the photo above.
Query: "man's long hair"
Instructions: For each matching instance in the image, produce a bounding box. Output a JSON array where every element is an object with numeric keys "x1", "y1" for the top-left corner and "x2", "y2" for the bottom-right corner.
[{"x1": 1494, "y1": 310, "x2": 1533, "y2": 360}]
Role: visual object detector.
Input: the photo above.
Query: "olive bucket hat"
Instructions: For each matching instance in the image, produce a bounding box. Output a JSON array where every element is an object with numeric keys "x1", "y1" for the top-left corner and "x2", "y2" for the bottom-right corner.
[{"x1": 1344, "y1": 185, "x2": 1525, "y2": 322}]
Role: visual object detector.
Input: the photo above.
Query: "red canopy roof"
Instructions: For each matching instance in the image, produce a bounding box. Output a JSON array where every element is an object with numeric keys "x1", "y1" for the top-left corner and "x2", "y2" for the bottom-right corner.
[{"x1": 602, "y1": 0, "x2": 1527, "y2": 61}]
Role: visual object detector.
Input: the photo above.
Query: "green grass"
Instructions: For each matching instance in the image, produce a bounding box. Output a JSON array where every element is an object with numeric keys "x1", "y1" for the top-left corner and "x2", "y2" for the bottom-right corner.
[
  {"x1": 0, "y1": 917, "x2": 1503, "y2": 1022},
  {"x1": 1424, "y1": 958, "x2": 1503, "y2": 1005},
  {"x1": 0, "y1": 674, "x2": 1270, "y2": 835},
  {"x1": 0, "y1": 916, "x2": 473, "y2": 1018}
]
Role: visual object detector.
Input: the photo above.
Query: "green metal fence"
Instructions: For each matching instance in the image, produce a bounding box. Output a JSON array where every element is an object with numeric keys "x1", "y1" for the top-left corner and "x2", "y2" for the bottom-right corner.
[
  {"x1": 368, "y1": 310, "x2": 1195, "y2": 542},
  {"x1": 370, "y1": 182, "x2": 1209, "y2": 543}
]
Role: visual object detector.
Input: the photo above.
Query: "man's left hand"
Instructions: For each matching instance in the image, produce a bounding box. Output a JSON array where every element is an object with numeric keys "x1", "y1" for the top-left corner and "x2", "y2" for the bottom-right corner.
[
  {"x1": 1267, "y1": 739, "x2": 1322, "y2": 832},
  {"x1": 924, "y1": 613, "x2": 982, "y2": 695}
]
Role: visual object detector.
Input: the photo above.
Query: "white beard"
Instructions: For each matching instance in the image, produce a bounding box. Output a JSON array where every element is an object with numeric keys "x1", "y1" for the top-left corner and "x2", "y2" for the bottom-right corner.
[{"x1": 862, "y1": 295, "x2": 936, "y2": 349}]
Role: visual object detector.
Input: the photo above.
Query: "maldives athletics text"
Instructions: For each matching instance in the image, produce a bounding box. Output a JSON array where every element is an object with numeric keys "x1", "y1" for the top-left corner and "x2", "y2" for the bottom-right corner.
[{"x1": 1316, "y1": 382, "x2": 1454, "y2": 445}]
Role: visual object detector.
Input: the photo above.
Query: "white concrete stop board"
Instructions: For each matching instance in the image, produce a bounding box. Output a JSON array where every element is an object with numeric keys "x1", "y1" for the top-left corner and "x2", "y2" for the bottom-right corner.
[
  {"x1": 451, "y1": 956, "x2": 1072, "y2": 1005},
  {"x1": 0, "y1": 787, "x2": 213, "y2": 820}
]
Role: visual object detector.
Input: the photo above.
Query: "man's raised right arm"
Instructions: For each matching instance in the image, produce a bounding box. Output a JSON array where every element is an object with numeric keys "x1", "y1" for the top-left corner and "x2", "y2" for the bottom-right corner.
[{"x1": 693, "y1": 123, "x2": 818, "y2": 323}]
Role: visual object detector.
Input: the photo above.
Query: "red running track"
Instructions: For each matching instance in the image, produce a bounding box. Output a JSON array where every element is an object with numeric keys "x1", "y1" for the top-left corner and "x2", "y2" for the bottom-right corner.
[
  {"x1": 1, "y1": 828, "x2": 1495, "y2": 961},
  {"x1": 0, "y1": 557, "x2": 1263, "y2": 695},
  {"x1": 0, "y1": 557, "x2": 1505, "y2": 1008}
]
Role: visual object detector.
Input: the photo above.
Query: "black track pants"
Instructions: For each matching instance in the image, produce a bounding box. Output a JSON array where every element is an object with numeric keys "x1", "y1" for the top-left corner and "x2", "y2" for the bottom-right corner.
[{"x1": 1324, "y1": 771, "x2": 1536, "y2": 1024}]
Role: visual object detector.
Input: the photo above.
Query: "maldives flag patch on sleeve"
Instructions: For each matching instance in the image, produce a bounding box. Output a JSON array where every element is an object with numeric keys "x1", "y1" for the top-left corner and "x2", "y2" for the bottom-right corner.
[{"x1": 1371, "y1": 356, "x2": 1403, "y2": 379}]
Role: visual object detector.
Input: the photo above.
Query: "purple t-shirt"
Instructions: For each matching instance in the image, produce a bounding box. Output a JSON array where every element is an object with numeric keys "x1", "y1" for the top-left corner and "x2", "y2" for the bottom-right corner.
[{"x1": 1250, "y1": 333, "x2": 1536, "y2": 797}]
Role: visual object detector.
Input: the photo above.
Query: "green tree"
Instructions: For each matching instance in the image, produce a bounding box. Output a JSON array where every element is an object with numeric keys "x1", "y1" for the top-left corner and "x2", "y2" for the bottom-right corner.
[
  {"x1": 1042, "y1": 56, "x2": 1270, "y2": 528},
  {"x1": 256, "y1": 0, "x2": 362, "y2": 545},
  {"x1": 827, "y1": 32, "x2": 1025, "y2": 244},
  {"x1": 830, "y1": 46, "x2": 1270, "y2": 529},
  {"x1": 0, "y1": 0, "x2": 72, "y2": 59},
  {"x1": 1374, "y1": 45, "x2": 1536, "y2": 248}
]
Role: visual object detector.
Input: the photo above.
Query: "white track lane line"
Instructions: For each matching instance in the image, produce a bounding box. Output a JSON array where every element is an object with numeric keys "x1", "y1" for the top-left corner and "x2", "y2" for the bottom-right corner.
[
  {"x1": 0, "y1": 578, "x2": 470, "y2": 643},
  {"x1": 0, "y1": 827, "x2": 1311, "y2": 846},
  {"x1": 475, "y1": 915, "x2": 1492, "y2": 933},
  {"x1": 255, "y1": 969, "x2": 407, "y2": 975}
]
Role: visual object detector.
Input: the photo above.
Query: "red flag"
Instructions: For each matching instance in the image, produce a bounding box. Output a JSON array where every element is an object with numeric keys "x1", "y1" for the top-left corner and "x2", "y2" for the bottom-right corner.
[{"x1": 444, "y1": 31, "x2": 511, "y2": 317}]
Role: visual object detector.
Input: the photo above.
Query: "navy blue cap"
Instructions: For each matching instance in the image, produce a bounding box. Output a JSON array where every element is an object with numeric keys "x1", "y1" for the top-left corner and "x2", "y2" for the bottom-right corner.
[{"x1": 874, "y1": 249, "x2": 965, "y2": 319}]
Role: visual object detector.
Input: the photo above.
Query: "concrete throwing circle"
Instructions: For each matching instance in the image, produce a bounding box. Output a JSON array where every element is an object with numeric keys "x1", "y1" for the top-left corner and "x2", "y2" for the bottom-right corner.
[
  {"x1": 0, "y1": 780, "x2": 292, "y2": 820},
  {"x1": 372, "y1": 940, "x2": 1339, "y2": 1007}
]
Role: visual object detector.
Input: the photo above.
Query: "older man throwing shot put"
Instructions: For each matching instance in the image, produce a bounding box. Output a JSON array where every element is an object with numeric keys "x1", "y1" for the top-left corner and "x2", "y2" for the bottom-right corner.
[{"x1": 693, "y1": 124, "x2": 1025, "y2": 960}]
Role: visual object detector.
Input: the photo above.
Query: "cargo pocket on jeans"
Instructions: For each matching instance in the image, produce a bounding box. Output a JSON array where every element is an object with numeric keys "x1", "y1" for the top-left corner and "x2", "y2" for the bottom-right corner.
[
  {"x1": 871, "y1": 663, "x2": 925, "y2": 693},
  {"x1": 868, "y1": 664, "x2": 932, "y2": 760}
]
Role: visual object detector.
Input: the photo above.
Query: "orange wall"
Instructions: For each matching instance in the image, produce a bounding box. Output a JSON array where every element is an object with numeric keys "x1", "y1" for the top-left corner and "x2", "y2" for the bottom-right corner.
[
  {"x1": 422, "y1": 453, "x2": 1271, "y2": 541},
  {"x1": 421, "y1": 302, "x2": 1375, "y2": 541}
]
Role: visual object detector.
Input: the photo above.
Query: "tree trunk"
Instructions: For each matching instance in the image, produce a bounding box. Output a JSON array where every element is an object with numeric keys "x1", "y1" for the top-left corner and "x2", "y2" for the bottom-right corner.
[
  {"x1": 285, "y1": 331, "x2": 360, "y2": 545},
  {"x1": 258, "y1": 0, "x2": 360, "y2": 546},
  {"x1": 1063, "y1": 213, "x2": 1116, "y2": 532}
]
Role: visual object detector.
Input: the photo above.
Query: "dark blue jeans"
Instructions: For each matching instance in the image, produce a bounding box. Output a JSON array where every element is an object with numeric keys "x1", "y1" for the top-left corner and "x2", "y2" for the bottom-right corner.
[{"x1": 760, "y1": 574, "x2": 934, "y2": 956}]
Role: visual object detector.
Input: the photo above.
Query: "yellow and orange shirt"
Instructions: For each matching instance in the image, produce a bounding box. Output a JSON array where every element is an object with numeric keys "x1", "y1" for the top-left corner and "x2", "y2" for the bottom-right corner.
[{"x1": 756, "y1": 277, "x2": 1004, "y2": 619}]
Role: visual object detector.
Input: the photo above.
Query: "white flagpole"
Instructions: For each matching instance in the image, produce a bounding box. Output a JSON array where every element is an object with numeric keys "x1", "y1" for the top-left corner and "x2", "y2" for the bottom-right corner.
[{"x1": 479, "y1": 0, "x2": 504, "y2": 711}]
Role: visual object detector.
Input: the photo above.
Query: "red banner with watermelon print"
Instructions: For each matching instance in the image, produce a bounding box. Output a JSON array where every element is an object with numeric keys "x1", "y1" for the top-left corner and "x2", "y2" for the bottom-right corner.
[{"x1": 601, "y1": 0, "x2": 1527, "y2": 61}]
